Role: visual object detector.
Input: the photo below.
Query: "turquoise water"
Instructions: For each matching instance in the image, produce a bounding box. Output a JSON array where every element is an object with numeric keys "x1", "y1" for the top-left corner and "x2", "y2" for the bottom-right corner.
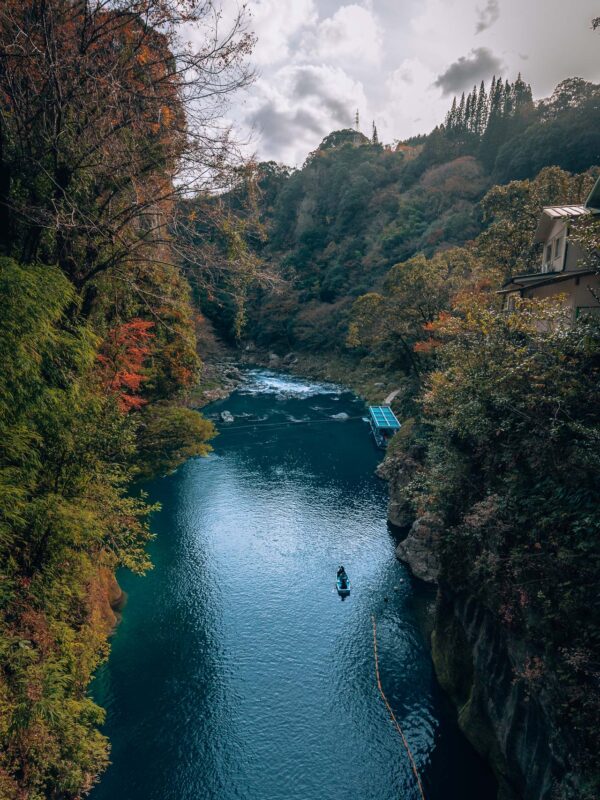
[{"x1": 91, "y1": 369, "x2": 495, "y2": 800}]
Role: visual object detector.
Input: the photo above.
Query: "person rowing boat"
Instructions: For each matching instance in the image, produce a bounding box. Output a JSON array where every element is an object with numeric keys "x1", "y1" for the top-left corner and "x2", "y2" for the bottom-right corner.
[{"x1": 336, "y1": 565, "x2": 350, "y2": 594}]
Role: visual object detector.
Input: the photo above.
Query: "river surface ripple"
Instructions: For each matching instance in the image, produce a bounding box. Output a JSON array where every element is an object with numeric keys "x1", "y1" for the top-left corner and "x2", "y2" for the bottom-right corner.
[{"x1": 91, "y1": 369, "x2": 495, "y2": 800}]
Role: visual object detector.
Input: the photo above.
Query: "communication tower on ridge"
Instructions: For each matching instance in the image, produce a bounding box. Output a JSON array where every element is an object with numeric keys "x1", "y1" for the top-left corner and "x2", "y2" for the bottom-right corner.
[{"x1": 355, "y1": 109, "x2": 360, "y2": 131}]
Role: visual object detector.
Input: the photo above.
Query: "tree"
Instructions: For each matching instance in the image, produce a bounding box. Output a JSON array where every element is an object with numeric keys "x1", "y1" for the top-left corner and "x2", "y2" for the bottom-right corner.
[
  {"x1": 474, "y1": 80, "x2": 489, "y2": 136},
  {"x1": 0, "y1": 0, "x2": 254, "y2": 300},
  {"x1": 137, "y1": 403, "x2": 215, "y2": 477},
  {"x1": 538, "y1": 77, "x2": 600, "y2": 119},
  {"x1": 513, "y1": 72, "x2": 533, "y2": 112},
  {"x1": 445, "y1": 97, "x2": 459, "y2": 133},
  {"x1": 495, "y1": 93, "x2": 600, "y2": 181},
  {"x1": 475, "y1": 166, "x2": 598, "y2": 277},
  {"x1": 97, "y1": 320, "x2": 155, "y2": 412},
  {"x1": 0, "y1": 3, "x2": 252, "y2": 796},
  {"x1": 480, "y1": 74, "x2": 506, "y2": 169},
  {"x1": 347, "y1": 248, "x2": 488, "y2": 376},
  {"x1": 0, "y1": 257, "x2": 157, "y2": 796},
  {"x1": 457, "y1": 92, "x2": 466, "y2": 132},
  {"x1": 464, "y1": 91, "x2": 473, "y2": 134}
]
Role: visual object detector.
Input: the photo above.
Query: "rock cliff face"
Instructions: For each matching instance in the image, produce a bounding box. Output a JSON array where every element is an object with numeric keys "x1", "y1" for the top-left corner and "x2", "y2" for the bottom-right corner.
[
  {"x1": 384, "y1": 455, "x2": 575, "y2": 800},
  {"x1": 376, "y1": 448, "x2": 418, "y2": 529},
  {"x1": 394, "y1": 514, "x2": 441, "y2": 583},
  {"x1": 432, "y1": 592, "x2": 566, "y2": 800},
  {"x1": 88, "y1": 568, "x2": 126, "y2": 634}
]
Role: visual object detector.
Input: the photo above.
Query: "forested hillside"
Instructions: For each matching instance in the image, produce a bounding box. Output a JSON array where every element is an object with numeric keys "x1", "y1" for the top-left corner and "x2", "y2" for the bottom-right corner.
[
  {"x1": 206, "y1": 75, "x2": 600, "y2": 360},
  {"x1": 0, "y1": 2, "x2": 251, "y2": 797}
]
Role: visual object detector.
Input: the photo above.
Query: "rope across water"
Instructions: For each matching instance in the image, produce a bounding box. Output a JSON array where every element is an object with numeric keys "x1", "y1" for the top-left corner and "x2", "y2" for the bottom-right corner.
[
  {"x1": 371, "y1": 615, "x2": 426, "y2": 800},
  {"x1": 216, "y1": 415, "x2": 365, "y2": 433}
]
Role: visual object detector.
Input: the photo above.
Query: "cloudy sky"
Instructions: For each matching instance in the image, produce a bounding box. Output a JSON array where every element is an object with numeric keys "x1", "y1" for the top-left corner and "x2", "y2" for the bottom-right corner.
[{"x1": 221, "y1": 0, "x2": 600, "y2": 166}]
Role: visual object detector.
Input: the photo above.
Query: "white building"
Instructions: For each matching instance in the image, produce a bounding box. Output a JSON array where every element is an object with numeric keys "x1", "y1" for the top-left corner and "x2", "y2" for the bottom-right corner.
[{"x1": 500, "y1": 176, "x2": 600, "y2": 318}]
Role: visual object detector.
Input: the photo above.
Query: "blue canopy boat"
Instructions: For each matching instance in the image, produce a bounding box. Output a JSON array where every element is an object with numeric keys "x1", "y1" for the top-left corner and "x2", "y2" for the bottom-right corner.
[
  {"x1": 336, "y1": 573, "x2": 350, "y2": 595},
  {"x1": 367, "y1": 405, "x2": 401, "y2": 448}
]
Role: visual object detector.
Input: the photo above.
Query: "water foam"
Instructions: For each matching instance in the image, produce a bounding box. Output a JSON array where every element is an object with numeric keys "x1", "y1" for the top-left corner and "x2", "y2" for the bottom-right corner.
[{"x1": 239, "y1": 369, "x2": 341, "y2": 398}]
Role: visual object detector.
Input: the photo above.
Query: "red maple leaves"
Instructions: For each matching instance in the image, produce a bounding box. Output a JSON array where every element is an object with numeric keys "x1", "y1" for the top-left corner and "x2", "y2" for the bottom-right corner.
[{"x1": 97, "y1": 319, "x2": 155, "y2": 412}]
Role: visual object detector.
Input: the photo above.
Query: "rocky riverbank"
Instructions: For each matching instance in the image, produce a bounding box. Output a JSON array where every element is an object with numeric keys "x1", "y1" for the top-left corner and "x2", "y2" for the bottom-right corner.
[
  {"x1": 188, "y1": 359, "x2": 244, "y2": 406},
  {"x1": 238, "y1": 345, "x2": 406, "y2": 406}
]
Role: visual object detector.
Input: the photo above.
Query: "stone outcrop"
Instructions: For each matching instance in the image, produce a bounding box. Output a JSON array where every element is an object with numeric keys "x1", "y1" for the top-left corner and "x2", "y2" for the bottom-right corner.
[
  {"x1": 376, "y1": 449, "x2": 419, "y2": 529},
  {"x1": 431, "y1": 592, "x2": 577, "y2": 800},
  {"x1": 88, "y1": 567, "x2": 126, "y2": 634},
  {"x1": 394, "y1": 513, "x2": 441, "y2": 583}
]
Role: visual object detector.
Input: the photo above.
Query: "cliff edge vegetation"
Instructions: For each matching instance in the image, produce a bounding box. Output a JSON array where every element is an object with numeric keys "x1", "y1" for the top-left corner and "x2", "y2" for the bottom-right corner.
[{"x1": 0, "y1": 2, "x2": 253, "y2": 797}]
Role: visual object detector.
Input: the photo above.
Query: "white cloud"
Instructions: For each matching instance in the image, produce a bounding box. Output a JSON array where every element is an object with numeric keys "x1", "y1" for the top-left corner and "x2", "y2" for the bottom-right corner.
[
  {"x1": 228, "y1": 0, "x2": 600, "y2": 165},
  {"x1": 302, "y1": 4, "x2": 384, "y2": 65},
  {"x1": 380, "y1": 58, "x2": 446, "y2": 141},
  {"x1": 245, "y1": 64, "x2": 368, "y2": 164},
  {"x1": 249, "y1": 0, "x2": 318, "y2": 65}
]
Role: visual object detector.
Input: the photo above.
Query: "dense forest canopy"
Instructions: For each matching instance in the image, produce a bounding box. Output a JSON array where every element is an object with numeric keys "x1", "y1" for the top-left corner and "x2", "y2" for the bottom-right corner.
[
  {"x1": 199, "y1": 72, "x2": 600, "y2": 356},
  {"x1": 0, "y1": 1, "x2": 253, "y2": 796}
]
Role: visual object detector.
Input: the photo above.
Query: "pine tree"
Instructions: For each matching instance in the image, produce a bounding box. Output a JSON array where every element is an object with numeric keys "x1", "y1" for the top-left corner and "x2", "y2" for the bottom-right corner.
[
  {"x1": 489, "y1": 75, "x2": 497, "y2": 113},
  {"x1": 480, "y1": 75, "x2": 507, "y2": 169},
  {"x1": 513, "y1": 72, "x2": 533, "y2": 111},
  {"x1": 470, "y1": 85, "x2": 479, "y2": 133},
  {"x1": 475, "y1": 79, "x2": 488, "y2": 136},
  {"x1": 464, "y1": 92, "x2": 473, "y2": 134},
  {"x1": 445, "y1": 97, "x2": 458, "y2": 133},
  {"x1": 372, "y1": 120, "x2": 379, "y2": 145},
  {"x1": 457, "y1": 92, "x2": 466, "y2": 132},
  {"x1": 503, "y1": 72, "x2": 535, "y2": 145},
  {"x1": 503, "y1": 78, "x2": 514, "y2": 118}
]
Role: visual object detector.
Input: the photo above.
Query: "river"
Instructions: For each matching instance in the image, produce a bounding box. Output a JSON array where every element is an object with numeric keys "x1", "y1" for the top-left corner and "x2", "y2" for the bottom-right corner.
[{"x1": 91, "y1": 369, "x2": 495, "y2": 800}]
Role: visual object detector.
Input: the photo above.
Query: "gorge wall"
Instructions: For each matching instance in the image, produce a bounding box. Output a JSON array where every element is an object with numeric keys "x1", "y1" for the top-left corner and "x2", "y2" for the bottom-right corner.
[{"x1": 386, "y1": 462, "x2": 578, "y2": 800}]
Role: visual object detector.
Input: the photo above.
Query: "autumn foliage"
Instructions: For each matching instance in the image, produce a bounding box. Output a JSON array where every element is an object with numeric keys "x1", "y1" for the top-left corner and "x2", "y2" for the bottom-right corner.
[
  {"x1": 97, "y1": 320, "x2": 155, "y2": 412},
  {"x1": 0, "y1": 2, "x2": 248, "y2": 797}
]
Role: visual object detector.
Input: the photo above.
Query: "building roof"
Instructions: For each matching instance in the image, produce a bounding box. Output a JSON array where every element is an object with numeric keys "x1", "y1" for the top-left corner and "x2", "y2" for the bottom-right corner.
[
  {"x1": 534, "y1": 205, "x2": 590, "y2": 242},
  {"x1": 498, "y1": 268, "x2": 596, "y2": 294},
  {"x1": 368, "y1": 406, "x2": 401, "y2": 430},
  {"x1": 534, "y1": 176, "x2": 600, "y2": 242}
]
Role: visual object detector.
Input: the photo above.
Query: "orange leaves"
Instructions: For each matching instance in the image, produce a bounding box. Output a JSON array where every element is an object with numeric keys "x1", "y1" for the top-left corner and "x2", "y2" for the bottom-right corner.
[
  {"x1": 174, "y1": 366, "x2": 194, "y2": 386},
  {"x1": 413, "y1": 338, "x2": 441, "y2": 354},
  {"x1": 160, "y1": 106, "x2": 173, "y2": 127},
  {"x1": 97, "y1": 319, "x2": 155, "y2": 412},
  {"x1": 137, "y1": 45, "x2": 152, "y2": 65},
  {"x1": 414, "y1": 311, "x2": 456, "y2": 353}
]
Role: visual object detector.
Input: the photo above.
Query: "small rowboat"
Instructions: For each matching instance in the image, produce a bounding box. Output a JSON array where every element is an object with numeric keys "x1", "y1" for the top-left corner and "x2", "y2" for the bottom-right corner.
[{"x1": 336, "y1": 575, "x2": 350, "y2": 595}]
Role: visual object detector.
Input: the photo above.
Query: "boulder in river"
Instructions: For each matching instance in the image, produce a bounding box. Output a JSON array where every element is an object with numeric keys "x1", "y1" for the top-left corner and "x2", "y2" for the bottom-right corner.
[{"x1": 220, "y1": 411, "x2": 234, "y2": 423}]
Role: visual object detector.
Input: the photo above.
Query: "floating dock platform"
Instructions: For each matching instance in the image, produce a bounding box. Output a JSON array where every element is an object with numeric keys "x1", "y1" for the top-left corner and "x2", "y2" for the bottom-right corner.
[{"x1": 367, "y1": 406, "x2": 401, "y2": 448}]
